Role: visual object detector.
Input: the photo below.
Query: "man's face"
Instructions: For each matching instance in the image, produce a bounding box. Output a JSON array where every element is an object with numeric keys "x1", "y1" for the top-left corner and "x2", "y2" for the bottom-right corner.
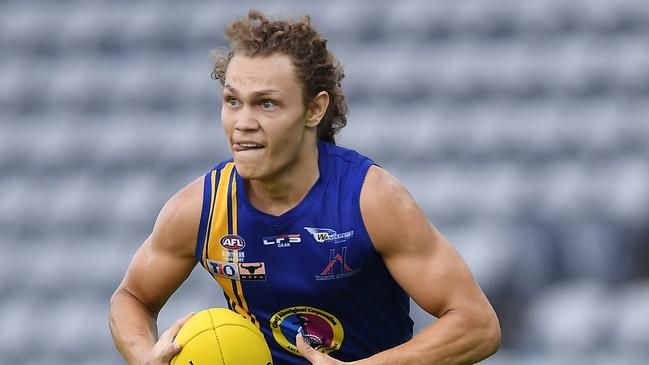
[{"x1": 221, "y1": 54, "x2": 313, "y2": 181}]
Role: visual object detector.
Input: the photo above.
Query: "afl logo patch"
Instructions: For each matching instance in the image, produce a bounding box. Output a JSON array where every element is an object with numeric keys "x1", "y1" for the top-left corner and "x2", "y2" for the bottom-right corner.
[
  {"x1": 270, "y1": 306, "x2": 344, "y2": 356},
  {"x1": 220, "y1": 234, "x2": 246, "y2": 250}
]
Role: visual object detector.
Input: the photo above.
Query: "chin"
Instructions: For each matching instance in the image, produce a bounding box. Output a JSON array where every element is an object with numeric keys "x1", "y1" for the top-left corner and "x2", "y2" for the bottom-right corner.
[{"x1": 233, "y1": 161, "x2": 263, "y2": 180}]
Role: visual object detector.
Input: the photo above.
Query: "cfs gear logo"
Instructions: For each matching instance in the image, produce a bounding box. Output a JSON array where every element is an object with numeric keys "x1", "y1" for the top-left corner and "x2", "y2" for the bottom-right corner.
[
  {"x1": 220, "y1": 234, "x2": 246, "y2": 250},
  {"x1": 263, "y1": 234, "x2": 301, "y2": 248},
  {"x1": 315, "y1": 247, "x2": 362, "y2": 281},
  {"x1": 304, "y1": 227, "x2": 354, "y2": 243},
  {"x1": 270, "y1": 306, "x2": 344, "y2": 356}
]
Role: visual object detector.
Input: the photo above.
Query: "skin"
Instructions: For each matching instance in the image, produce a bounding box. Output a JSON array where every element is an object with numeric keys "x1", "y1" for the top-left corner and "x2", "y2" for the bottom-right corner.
[
  {"x1": 108, "y1": 177, "x2": 201, "y2": 365},
  {"x1": 220, "y1": 55, "x2": 329, "y2": 215},
  {"x1": 108, "y1": 53, "x2": 500, "y2": 365}
]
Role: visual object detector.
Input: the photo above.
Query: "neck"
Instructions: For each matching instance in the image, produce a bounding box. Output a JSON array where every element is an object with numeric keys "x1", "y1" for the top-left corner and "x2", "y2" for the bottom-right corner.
[{"x1": 246, "y1": 142, "x2": 320, "y2": 216}]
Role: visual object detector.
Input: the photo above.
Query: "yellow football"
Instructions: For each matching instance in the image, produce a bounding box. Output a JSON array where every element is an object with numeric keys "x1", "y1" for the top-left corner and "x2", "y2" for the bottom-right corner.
[{"x1": 171, "y1": 308, "x2": 273, "y2": 365}]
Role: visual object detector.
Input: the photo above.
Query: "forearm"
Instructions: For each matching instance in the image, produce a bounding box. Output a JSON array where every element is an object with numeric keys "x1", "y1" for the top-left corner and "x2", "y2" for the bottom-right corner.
[
  {"x1": 109, "y1": 288, "x2": 159, "y2": 365},
  {"x1": 355, "y1": 309, "x2": 500, "y2": 365}
]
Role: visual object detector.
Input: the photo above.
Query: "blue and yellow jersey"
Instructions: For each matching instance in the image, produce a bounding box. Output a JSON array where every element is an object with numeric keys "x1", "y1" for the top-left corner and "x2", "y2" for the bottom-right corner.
[{"x1": 195, "y1": 141, "x2": 413, "y2": 364}]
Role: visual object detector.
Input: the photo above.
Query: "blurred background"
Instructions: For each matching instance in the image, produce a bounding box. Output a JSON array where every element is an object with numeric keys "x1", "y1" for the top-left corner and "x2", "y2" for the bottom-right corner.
[{"x1": 1, "y1": 0, "x2": 648, "y2": 364}]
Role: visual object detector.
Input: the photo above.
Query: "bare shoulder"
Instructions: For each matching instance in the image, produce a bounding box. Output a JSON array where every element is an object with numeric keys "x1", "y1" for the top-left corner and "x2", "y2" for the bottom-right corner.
[
  {"x1": 360, "y1": 165, "x2": 412, "y2": 217},
  {"x1": 115, "y1": 176, "x2": 205, "y2": 313},
  {"x1": 151, "y1": 175, "x2": 205, "y2": 258},
  {"x1": 360, "y1": 165, "x2": 432, "y2": 256}
]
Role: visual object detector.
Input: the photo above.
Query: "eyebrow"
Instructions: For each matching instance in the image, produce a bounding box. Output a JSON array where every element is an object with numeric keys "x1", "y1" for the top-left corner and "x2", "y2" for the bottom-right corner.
[{"x1": 224, "y1": 84, "x2": 282, "y2": 97}]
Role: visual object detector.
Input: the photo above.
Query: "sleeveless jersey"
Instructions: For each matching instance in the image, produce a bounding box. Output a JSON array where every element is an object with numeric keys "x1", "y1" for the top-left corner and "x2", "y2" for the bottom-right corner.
[{"x1": 195, "y1": 141, "x2": 413, "y2": 364}]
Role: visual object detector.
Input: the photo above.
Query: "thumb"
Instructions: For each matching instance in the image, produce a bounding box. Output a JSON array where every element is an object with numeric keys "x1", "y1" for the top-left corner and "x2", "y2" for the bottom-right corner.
[
  {"x1": 170, "y1": 312, "x2": 196, "y2": 337},
  {"x1": 160, "y1": 312, "x2": 195, "y2": 343},
  {"x1": 158, "y1": 312, "x2": 194, "y2": 361},
  {"x1": 296, "y1": 333, "x2": 324, "y2": 364}
]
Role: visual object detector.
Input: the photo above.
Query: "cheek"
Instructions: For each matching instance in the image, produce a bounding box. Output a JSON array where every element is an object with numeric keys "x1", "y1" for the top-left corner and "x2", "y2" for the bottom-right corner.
[
  {"x1": 221, "y1": 108, "x2": 233, "y2": 134},
  {"x1": 267, "y1": 120, "x2": 306, "y2": 155},
  {"x1": 267, "y1": 112, "x2": 301, "y2": 138}
]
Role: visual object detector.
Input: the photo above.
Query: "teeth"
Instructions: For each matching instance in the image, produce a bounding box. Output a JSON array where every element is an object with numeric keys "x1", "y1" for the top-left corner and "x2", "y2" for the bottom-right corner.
[{"x1": 240, "y1": 143, "x2": 262, "y2": 148}]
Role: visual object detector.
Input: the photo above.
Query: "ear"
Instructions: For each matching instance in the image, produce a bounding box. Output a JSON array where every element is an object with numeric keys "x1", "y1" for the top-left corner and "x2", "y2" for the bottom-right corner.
[{"x1": 305, "y1": 91, "x2": 329, "y2": 128}]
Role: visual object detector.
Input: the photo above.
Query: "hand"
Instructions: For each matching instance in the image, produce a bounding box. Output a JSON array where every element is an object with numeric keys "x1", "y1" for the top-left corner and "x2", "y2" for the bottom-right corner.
[
  {"x1": 296, "y1": 334, "x2": 349, "y2": 365},
  {"x1": 142, "y1": 312, "x2": 194, "y2": 365}
]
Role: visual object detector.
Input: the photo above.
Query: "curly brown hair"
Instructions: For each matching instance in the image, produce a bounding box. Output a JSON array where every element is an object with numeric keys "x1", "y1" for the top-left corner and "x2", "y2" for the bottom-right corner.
[{"x1": 211, "y1": 10, "x2": 347, "y2": 144}]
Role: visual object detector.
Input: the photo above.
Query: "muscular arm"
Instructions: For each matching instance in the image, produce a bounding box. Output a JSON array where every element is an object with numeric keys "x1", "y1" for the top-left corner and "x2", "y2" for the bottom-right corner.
[
  {"x1": 359, "y1": 166, "x2": 500, "y2": 364},
  {"x1": 109, "y1": 177, "x2": 203, "y2": 365},
  {"x1": 298, "y1": 166, "x2": 500, "y2": 364}
]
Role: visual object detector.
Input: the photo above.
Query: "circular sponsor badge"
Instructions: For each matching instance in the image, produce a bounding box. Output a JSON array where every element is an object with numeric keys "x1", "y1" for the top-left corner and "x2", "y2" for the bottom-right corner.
[{"x1": 269, "y1": 306, "x2": 344, "y2": 356}]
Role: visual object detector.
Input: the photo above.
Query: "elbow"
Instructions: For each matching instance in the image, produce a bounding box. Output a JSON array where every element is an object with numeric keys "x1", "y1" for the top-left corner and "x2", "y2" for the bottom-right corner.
[
  {"x1": 486, "y1": 315, "x2": 501, "y2": 356},
  {"x1": 109, "y1": 286, "x2": 159, "y2": 318},
  {"x1": 480, "y1": 309, "x2": 501, "y2": 358},
  {"x1": 108, "y1": 287, "x2": 128, "y2": 326},
  {"x1": 463, "y1": 305, "x2": 500, "y2": 361},
  {"x1": 109, "y1": 287, "x2": 121, "y2": 306},
  {"x1": 108, "y1": 288, "x2": 122, "y2": 335},
  {"x1": 109, "y1": 287, "x2": 128, "y2": 313}
]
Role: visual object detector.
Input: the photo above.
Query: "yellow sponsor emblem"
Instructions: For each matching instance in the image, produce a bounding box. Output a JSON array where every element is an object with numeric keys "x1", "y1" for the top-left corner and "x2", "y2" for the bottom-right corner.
[{"x1": 270, "y1": 306, "x2": 344, "y2": 356}]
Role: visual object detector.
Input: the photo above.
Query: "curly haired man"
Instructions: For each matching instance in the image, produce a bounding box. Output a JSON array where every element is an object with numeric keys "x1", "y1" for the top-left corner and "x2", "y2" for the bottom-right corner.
[{"x1": 109, "y1": 10, "x2": 500, "y2": 365}]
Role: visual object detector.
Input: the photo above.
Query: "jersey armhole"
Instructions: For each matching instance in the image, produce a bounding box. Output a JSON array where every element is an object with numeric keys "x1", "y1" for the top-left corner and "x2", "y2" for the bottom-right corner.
[
  {"x1": 353, "y1": 160, "x2": 381, "y2": 256},
  {"x1": 195, "y1": 170, "x2": 213, "y2": 263}
]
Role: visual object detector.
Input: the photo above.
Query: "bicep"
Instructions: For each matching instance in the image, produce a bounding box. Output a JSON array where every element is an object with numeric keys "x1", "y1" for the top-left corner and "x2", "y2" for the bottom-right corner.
[
  {"x1": 117, "y1": 178, "x2": 202, "y2": 314},
  {"x1": 120, "y1": 234, "x2": 196, "y2": 314},
  {"x1": 384, "y1": 225, "x2": 486, "y2": 317},
  {"x1": 361, "y1": 166, "x2": 489, "y2": 317}
]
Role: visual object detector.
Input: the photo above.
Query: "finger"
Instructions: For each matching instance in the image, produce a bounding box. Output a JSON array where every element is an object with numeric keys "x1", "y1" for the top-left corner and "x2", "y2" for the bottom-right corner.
[
  {"x1": 157, "y1": 313, "x2": 195, "y2": 361},
  {"x1": 174, "y1": 312, "x2": 196, "y2": 331},
  {"x1": 161, "y1": 312, "x2": 195, "y2": 341},
  {"x1": 296, "y1": 333, "x2": 325, "y2": 364}
]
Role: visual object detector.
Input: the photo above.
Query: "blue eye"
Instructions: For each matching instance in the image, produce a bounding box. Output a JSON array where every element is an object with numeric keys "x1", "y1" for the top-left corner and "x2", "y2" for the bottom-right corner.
[
  {"x1": 228, "y1": 97, "x2": 240, "y2": 106},
  {"x1": 261, "y1": 100, "x2": 275, "y2": 109}
]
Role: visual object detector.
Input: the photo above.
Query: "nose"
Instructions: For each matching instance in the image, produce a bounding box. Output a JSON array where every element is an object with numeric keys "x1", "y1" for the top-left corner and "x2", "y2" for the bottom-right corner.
[{"x1": 234, "y1": 105, "x2": 259, "y2": 132}]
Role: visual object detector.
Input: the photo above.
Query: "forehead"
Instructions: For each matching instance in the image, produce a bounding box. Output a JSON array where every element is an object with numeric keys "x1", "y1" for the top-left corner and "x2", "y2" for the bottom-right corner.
[{"x1": 224, "y1": 54, "x2": 301, "y2": 95}]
